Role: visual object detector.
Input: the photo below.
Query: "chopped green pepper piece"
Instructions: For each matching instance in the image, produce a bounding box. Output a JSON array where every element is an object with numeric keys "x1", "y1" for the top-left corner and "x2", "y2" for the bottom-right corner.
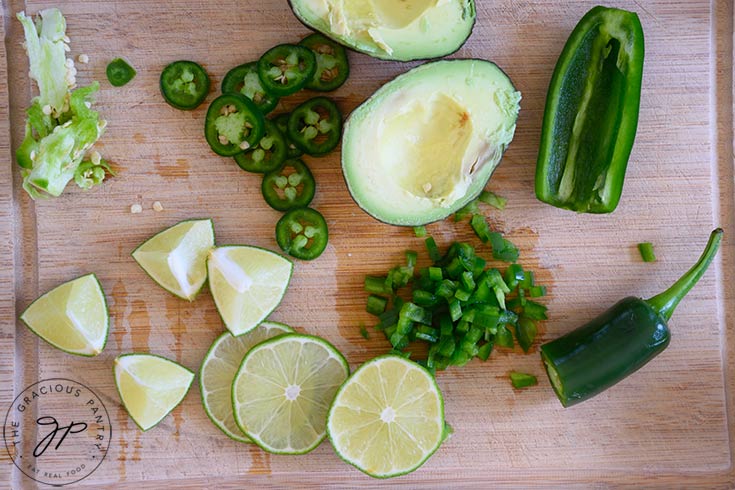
[
  {"x1": 236, "y1": 119, "x2": 288, "y2": 173},
  {"x1": 414, "y1": 226, "x2": 427, "y2": 238},
  {"x1": 425, "y1": 237, "x2": 441, "y2": 262},
  {"x1": 359, "y1": 324, "x2": 370, "y2": 340},
  {"x1": 496, "y1": 325, "x2": 514, "y2": 348},
  {"x1": 478, "y1": 190, "x2": 507, "y2": 210},
  {"x1": 366, "y1": 295, "x2": 388, "y2": 316},
  {"x1": 516, "y1": 317, "x2": 538, "y2": 353},
  {"x1": 477, "y1": 342, "x2": 494, "y2": 361},
  {"x1": 470, "y1": 214, "x2": 492, "y2": 243},
  {"x1": 535, "y1": 6, "x2": 645, "y2": 213},
  {"x1": 489, "y1": 232, "x2": 520, "y2": 263},
  {"x1": 510, "y1": 372, "x2": 538, "y2": 389},
  {"x1": 106, "y1": 58, "x2": 136, "y2": 87},
  {"x1": 638, "y1": 242, "x2": 656, "y2": 262}
]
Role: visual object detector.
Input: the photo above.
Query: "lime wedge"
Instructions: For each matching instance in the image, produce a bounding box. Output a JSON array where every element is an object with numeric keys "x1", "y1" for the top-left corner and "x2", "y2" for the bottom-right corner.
[
  {"x1": 132, "y1": 219, "x2": 215, "y2": 301},
  {"x1": 207, "y1": 246, "x2": 293, "y2": 336},
  {"x1": 232, "y1": 334, "x2": 349, "y2": 454},
  {"x1": 20, "y1": 273, "x2": 108, "y2": 357},
  {"x1": 327, "y1": 355, "x2": 445, "y2": 478},
  {"x1": 200, "y1": 321, "x2": 293, "y2": 443},
  {"x1": 114, "y1": 353, "x2": 195, "y2": 431}
]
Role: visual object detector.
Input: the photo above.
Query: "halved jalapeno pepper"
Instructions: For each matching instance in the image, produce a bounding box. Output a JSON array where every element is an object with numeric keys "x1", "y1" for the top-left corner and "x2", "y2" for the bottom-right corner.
[
  {"x1": 222, "y1": 62, "x2": 279, "y2": 114},
  {"x1": 299, "y1": 33, "x2": 349, "y2": 92},
  {"x1": 160, "y1": 60, "x2": 210, "y2": 110},
  {"x1": 272, "y1": 113, "x2": 303, "y2": 159},
  {"x1": 205, "y1": 94, "x2": 265, "y2": 157},
  {"x1": 287, "y1": 97, "x2": 342, "y2": 156},
  {"x1": 262, "y1": 159, "x2": 316, "y2": 211},
  {"x1": 275, "y1": 207, "x2": 328, "y2": 261},
  {"x1": 257, "y1": 44, "x2": 316, "y2": 97},
  {"x1": 234, "y1": 119, "x2": 287, "y2": 173}
]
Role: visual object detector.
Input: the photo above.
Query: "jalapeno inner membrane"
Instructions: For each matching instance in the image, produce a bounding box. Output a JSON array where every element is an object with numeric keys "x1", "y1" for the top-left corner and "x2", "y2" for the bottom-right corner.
[
  {"x1": 234, "y1": 119, "x2": 287, "y2": 173},
  {"x1": 262, "y1": 159, "x2": 316, "y2": 211},
  {"x1": 299, "y1": 34, "x2": 349, "y2": 92},
  {"x1": 205, "y1": 94, "x2": 265, "y2": 157},
  {"x1": 160, "y1": 60, "x2": 210, "y2": 110},
  {"x1": 276, "y1": 207, "x2": 328, "y2": 260},
  {"x1": 222, "y1": 62, "x2": 279, "y2": 114},
  {"x1": 287, "y1": 97, "x2": 342, "y2": 156},
  {"x1": 257, "y1": 44, "x2": 316, "y2": 97}
]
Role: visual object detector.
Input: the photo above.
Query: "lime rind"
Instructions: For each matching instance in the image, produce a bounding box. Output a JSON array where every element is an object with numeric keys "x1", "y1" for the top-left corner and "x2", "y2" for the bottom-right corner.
[
  {"x1": 207, "y1": 245, "x2": 293, "y2": 336},
  {"x1": 231, "y1": 333, "x2": 349, "y2": 455},
  {"x1": 20, "y1": 273, "x2": 109, "y2": 357},
  {"x1": 114, "y1": 353, "x2": 195, "y2": 432},
  {"x1": 131, "y1": 219, "x2": 215, "y2": 301},
  {"x1": 326, "y1": 355, "x2": 445, "y2": 479},
  {"x1": 199, "y1": 321, "x2": 294, "y2": 443}
]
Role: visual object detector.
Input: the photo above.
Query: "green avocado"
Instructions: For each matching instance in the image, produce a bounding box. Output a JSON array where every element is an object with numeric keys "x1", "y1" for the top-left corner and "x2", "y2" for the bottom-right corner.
[
  {"x1": 342, "y1": 59, "x2": 521, "y2": 226},
  {"x1": 288, "y1": 0, "x2": 476, "y2": 62}
]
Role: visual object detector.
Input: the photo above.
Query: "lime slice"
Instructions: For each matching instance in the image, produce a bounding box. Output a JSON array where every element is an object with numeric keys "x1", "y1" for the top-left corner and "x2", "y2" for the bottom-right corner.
[
  {"x1": 20, "y1": 273, "x2": 108, "y2": 357},
  {"x1": 207, "y1": 246, "x2": 293, "y2": 336},
  {"x1": 132, "y1": 219, "x2": 215, "y2": 301},
  {"x1": 232, "y1": 334, "x2": 349, "y2": 454},
  {"x1": 114, "y1": 353, "x2": 195, "y2": 431},
  {"x1": 327, "y1": 355, "x2": 445, "y2": 478},
  {"x1": 200, "y1": 321, "x2": 293, "y2": 443}
]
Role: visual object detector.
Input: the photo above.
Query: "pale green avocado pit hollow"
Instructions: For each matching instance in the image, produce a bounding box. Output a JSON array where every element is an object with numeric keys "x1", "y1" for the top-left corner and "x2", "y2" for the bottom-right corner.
[{"x1": 341, "y1": 59, "x2": 521, "y2": 226}]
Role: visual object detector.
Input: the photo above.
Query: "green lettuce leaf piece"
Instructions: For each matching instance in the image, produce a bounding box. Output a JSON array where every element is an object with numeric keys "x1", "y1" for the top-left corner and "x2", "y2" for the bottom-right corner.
[
  {"x1": 17, "y1": 8, "x2": 73, "y2": 115},
  {"x1": 22, "y1": 82, "x2": 105, "y2": 197}
]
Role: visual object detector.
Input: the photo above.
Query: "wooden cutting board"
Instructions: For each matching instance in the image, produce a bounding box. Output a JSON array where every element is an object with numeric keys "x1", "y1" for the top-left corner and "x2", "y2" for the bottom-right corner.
[{"x1": 1, "y1": 0, "x2": 733, "y2": 488}]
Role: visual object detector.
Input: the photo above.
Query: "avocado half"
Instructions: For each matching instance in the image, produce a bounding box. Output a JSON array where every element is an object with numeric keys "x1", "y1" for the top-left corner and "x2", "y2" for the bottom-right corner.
[
  {"x1": 288, "y1": 0, "x2": 476, "y2": 62},
  {"x1": 342, "y1": 59, "x2": 521, "y2": 227}
]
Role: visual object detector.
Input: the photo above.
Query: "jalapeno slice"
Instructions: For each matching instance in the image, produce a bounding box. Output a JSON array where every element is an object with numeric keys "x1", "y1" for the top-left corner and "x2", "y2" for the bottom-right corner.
[
  {"x1": 299, "y1": 33, "x2": 349, "y2": 92},
  {"x1": 276, "y1": 207, "x2": 328, "y2": 261},
  {"x1": 287, "y1": 97, "x2": 342, "y2": 156},
  {"x1": 234, "y1": 119, "x2": 287, "y2": 173},
  {"x1": 262, "y1": 159, "x2": 316, "y2": 211},
  {"x1": 272, "y1": 113, "x2": 303, "y2": 158},
  {"x1": 257, "y1": 44, "x2": 316, "y2": 97},
  {"x1": 106, "y1": 58, "x2": 136, "y2": 87},
  {"x1": 205, "y1": 94, "x2": 265, "y2": 156},
  {"x1": 222, "y1": 62, "x2": 279, "y2": 114},
  {"x1": 160, "y1": 60, "x2": 210, "y2": 110}
]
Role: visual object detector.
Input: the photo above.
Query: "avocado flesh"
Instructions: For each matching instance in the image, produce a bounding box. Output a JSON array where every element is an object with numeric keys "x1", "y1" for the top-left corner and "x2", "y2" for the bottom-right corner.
[
  {"x1": 342, "y1": 59, "x2": 521, "y2": 226},
  {"x1": 289, "y1": 0, "x2": 476, "y2": 61}
]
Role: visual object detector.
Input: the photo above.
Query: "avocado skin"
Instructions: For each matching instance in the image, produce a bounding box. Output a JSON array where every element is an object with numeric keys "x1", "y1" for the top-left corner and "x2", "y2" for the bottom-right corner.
[
  {"x1": 340, "y1": 58, "x2": 519, "y2": 227},
  {"x1": 286, "y1": 0, "x2": 477, "y2": 62}
]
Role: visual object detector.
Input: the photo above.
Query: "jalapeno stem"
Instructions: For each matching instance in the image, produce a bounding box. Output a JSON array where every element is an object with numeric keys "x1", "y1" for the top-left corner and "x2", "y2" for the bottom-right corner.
[{"x1": 646, "y1": 228, "x2": 723, "y2": 321}]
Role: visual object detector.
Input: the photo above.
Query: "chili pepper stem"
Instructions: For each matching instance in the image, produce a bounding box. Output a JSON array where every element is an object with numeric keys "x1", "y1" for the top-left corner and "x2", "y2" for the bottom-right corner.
[{"x1": 646, "y1": 228, "x2": 723, "y2": 321}]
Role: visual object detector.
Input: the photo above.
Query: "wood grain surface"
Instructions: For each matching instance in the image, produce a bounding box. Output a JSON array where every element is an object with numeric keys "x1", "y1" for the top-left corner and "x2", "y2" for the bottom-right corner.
[{"x1": 1, "y1": 0, "x2": 734, "y2": 488}]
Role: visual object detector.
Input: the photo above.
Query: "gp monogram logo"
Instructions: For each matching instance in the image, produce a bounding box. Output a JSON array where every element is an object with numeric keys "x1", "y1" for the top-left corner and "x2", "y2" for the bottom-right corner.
[{"x1": 3, "y1": 378, "x2": 112, "y2": 486}]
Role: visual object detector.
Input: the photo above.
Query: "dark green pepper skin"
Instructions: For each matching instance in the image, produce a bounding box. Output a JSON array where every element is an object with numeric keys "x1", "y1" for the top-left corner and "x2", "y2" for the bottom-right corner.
[
  {"x1": 541, "y1": 229, "x2": 722, "y2": 408},
  {"x1": 535, "y1": 6, "x2": 644, "y2": 213},
  {"x1": 540, "y1": 297, "x2": 669, "y2": 407}
]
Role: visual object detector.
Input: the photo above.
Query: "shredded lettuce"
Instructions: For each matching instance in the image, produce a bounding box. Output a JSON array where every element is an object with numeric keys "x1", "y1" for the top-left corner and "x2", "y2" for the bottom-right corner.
[{"x1": 16, "y1": 9, "x2": 109, "y2": 199}]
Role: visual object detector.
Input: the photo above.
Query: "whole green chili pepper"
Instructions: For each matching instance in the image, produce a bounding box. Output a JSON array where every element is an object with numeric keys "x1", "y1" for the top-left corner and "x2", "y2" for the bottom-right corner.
[
  {"x1": 541, "y1": 229, "x2": 723, "y2": 407},
  {"x1": 535, "y1": 6, "x2": 644, "y2": 213}
]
